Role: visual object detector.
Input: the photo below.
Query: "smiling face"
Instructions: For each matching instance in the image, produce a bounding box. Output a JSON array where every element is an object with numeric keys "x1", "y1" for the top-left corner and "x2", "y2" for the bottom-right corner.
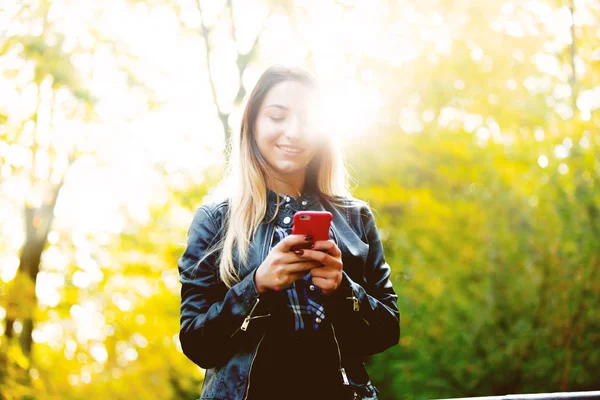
[{"x1": 253, "y1": 80, "x2": 320, "y2": 189}]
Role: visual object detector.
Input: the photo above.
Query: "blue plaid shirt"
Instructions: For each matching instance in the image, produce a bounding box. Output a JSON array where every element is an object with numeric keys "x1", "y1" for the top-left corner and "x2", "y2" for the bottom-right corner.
[{"x1": 268, "y1": 190, "x2": 327, "y2": 332}]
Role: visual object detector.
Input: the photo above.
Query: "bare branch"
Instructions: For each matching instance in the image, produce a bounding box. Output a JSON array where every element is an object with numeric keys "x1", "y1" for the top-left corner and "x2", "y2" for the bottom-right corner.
[
  {"x1": 192, "y1": 0, "x2": 274, "y2": 157},
  {"x1": 195, "y1": 0, "x2": 229, "y2": 139}
]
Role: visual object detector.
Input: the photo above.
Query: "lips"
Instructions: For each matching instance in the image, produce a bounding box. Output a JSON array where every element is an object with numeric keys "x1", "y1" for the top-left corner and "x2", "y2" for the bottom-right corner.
[{"x1": 277, "y1": 145, "x2": 304, "y2": 154}]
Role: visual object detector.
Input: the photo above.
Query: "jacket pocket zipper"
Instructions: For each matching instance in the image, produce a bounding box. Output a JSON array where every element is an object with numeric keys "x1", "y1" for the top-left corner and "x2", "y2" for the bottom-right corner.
[
  {"x1": 239, "y1": 222, "x2": 275, "y2": 335},
  {"x1": 238, "y1": 221, "x2": 276, "y2": 334},
  {"x1": 241, "y1": 313, "x2": 271, "y2": 331},
  {"x1": 346, "y1": 292, "x2": 360, "y2": 312},
  {"x1": 230, "y1": 298, "x2": 270, "y2": 338},
  {"x1": 345, "y1": 293, "x2": 369, "y2": 328},
  {"x1": 241, "y1": 298, "x2": 261, "y2": 331}
]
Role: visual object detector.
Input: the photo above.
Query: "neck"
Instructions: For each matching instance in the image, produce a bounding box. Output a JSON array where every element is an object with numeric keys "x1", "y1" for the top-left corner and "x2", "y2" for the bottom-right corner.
[{"x1": 266, "y1": 173, "x2": 305, "y2": 198}]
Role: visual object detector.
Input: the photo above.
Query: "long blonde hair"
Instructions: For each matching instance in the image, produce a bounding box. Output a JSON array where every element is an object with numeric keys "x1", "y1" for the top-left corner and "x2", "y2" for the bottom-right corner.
[{"x1": 205, "y1": 65, "x2": 354, "y2": 288}]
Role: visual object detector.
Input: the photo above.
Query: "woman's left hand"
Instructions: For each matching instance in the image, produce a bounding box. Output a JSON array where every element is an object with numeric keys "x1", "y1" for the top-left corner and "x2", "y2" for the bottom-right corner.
[{"x1": 297, "y1": 240, "x2": 343, "y2": 295}]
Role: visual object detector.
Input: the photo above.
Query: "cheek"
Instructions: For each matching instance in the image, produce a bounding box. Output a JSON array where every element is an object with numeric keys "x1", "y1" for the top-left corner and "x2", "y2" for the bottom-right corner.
[{"x1": 255, "y1": 119, "x2": 280, "y2": 147}]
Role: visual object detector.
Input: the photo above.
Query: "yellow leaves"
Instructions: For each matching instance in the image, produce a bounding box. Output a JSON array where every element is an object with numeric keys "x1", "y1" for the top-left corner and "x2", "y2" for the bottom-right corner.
[
  {"x1": 459, "y1": 244, "x2": 477, "y2": 264},
  {"x1": 8, "y1": 342, "x2": 29, "y2": 370},
  {"x1": 359, "y1": 183, "x2": 412, "y2": 205},
  {"x1": 415, "y1": 236, "x2": 434, "y2": 253},
  {"x1": 428, "y1": 278, "x2": 444, "y2": 298},
  {"x1": 4, "y1": 273, "x2": 36, "y2": 320}
]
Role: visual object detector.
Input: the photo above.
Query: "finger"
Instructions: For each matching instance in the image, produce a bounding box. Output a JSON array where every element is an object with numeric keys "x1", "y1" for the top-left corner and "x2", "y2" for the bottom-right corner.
[
  {"x1": 295, "y1": 249, "x2": 343, "y2": 270},
  {"x1": 309, "y1": 267, "x2": 339, "y2": 279},
  {"x1": 278, "y1": 250, "x2": 324, "y2": 266},
  {"x1": 311, "y1": 276, "x2": 337, "y2": 293},
  {"x1": 285, "y1": 260, "x2": 322, "y2": 273},
  {"x1": 310, "y1": 240, "x2": 341, "y2": 257},
  {"x1": 276, "y1": 234, "x2": 314, "y2": 252},
  {"x1": 278, "y1": 251, "x2": 314, "y2": 265}
]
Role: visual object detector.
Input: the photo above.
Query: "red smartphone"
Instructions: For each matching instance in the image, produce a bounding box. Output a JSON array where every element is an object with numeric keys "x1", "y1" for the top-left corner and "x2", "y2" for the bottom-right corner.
[{"x1": 290, "y1": 211, "x2": 332, "y2": 251}]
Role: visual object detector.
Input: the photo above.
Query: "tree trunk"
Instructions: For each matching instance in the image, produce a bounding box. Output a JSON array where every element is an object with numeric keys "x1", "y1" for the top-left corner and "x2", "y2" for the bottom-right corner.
[{"x1": 4, "y1": 190, "x2": 60, "y2": 357}]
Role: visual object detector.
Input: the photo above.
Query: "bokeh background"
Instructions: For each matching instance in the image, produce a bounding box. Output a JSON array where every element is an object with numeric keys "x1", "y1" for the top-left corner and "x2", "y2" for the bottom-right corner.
[{"x1": 1, "y1": 0, "x2": 600, "y2": 399}]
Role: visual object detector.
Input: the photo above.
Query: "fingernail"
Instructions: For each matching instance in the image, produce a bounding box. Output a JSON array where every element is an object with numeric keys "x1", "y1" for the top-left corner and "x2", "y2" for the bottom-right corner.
[
  {"x1": 305, "y1": 235, "x2": 313, "y2": 241},
  {"x1": 294, "y1": 250, "x2": 304, "y2": 256},
  {"x1": 309, "y1": 244, "x2": 314, "y2": 249}
]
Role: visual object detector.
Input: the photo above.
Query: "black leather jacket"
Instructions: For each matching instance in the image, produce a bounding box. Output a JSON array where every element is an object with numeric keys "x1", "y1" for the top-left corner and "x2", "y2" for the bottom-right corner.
[{"x1": 178, "y1": 191, "x2": 400, "y2": 399}]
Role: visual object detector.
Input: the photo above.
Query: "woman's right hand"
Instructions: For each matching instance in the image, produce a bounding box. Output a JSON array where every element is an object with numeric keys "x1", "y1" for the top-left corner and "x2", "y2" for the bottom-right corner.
[{"x1": 254, "y1": 234, "x2": 321, "y2": 294}]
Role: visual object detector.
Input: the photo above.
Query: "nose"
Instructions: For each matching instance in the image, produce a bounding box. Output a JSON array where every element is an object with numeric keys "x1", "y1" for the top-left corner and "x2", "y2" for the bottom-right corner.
[{"x1": 283, "y1": 114, "x2": 303, "y2": 141}]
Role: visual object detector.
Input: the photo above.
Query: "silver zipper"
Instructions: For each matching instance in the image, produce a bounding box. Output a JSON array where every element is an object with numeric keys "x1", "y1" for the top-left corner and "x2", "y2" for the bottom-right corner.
[
  {"x1": 241, "y1": 313, "x2": 271, "y2": 330},
  {"x1": 346, "y1": 292, "x2": 360, "y2": 311},
  {"x1": 244, "y1": 332, "x2": 266, "y2": 400},
  {"x1": 330, "y1": 322, "x2": 349, "y2": 385},
  {"x1": 241, "y1": 298, "x2": 262, "y2": 331},
  {"x1": 229, "y1": 298, "x2": 271, "y2": 339}
]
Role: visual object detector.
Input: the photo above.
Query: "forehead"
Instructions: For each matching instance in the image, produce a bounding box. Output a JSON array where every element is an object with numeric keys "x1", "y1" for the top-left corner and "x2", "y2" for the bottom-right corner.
[{"x1": 260, "y1": 80, "x2": 316, "y2": 112}]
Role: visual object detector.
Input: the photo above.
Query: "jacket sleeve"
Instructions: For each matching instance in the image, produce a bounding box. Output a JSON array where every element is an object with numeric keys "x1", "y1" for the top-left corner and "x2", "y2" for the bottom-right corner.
[
  {"x1": 178, "y1": 206, "x2": 269, "y2": 369},
  {"x1": 326, "y1": 204, "x2": 400, "y2": 356}
]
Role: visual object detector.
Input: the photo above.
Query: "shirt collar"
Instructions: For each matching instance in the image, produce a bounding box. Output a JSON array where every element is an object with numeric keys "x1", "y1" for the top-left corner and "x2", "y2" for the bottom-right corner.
[
  {"x1": 265, "y1": 185, "x2": 321, "y2": 221},
  {"x1": 266, "y1": 184, "x2": 318, "y2": 205}
]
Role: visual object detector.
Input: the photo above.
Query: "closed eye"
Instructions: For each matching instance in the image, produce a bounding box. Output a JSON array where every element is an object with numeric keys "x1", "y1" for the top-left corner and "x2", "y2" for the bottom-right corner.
[{"x1": 269, "y1": 115, "x2": 286, "y2": 122}]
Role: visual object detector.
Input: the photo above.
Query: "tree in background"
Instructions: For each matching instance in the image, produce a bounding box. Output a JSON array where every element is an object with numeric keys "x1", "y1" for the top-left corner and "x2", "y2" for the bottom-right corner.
[
  {"x1": 0, "y1": 3, "x2": 97, "y2": 394},
  {"x1": 0, "y1": 0, "x2": 156, "y2": 397}
]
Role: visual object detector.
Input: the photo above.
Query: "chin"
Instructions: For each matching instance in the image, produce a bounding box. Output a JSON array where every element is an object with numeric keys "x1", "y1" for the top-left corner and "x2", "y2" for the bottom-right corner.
[{"x1": 273, "y1": 161, "x2": 306, "y2": 176}]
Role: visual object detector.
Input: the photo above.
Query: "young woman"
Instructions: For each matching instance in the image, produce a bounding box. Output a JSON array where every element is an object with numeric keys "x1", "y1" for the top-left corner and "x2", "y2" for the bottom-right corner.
[{"x1": 178, "y1": 65, "x2": 399, "y2": 400}]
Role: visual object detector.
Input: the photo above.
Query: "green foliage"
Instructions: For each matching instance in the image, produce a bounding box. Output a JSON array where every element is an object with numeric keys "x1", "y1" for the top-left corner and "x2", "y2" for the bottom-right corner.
[{"x1": 351, "y1": 125, "x2": 600, "y2": 398}]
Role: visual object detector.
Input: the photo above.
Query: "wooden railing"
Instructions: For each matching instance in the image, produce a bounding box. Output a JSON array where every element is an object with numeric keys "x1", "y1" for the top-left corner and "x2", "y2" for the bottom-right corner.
[{"x1": 438, "y1": 391, "x2": 600, "y2": 400}]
